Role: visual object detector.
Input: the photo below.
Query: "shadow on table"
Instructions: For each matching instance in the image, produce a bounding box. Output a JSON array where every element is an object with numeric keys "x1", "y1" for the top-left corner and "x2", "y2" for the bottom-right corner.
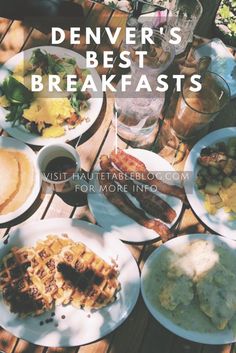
[{"x1": 0, "y1": 1, "x2": 85, "y2": 33}]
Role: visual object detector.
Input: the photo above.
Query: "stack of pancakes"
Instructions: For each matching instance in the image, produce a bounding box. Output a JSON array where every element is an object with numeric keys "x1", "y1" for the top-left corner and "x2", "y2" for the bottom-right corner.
[{"x1": 0, "y1": 149, "x2": 34, "y2": 215}]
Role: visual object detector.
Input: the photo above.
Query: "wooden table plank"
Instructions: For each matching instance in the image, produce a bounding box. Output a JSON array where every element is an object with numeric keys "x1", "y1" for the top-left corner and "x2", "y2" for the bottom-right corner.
[
  {"x1": 0, "y1": 18, "x2": 12, "y2": 42},
  {"x1": 202, "y1": 345, "x2": 232, "y2": 353},
  {"x1": 72, "y1": 205, "x2": 96, "y2": 223},
  {"x1": 0, "y1": 21, "x2": 32, "y2": 63},
  {"x1": 0, "y1": 327, "x2": 17, "y2": 353},
  {"x1": 108, "y1": 297, "x2": 149, "y2": 353},
  {"x1": 176, "y1": 208, "x2": 205, "y2": 235},
  {"x1": 22, "y1": 28, "x2": 51, "y2": 49},
  {"x1": 168, "y1": 337, "x2": 202, "y2": 353},
  {"x1": 78, "y1": 337, "x2": 112, "y2": 353},
  {"x1": 139, "y1": 317, "x2": 174, "y2": 353},
  {"x1": 12, "y1": 340, "x2": 44, "y2": 353},
  {"x1": 43, "y1": 193, "x2": 74, "y2": 220},
  {"x1": 45, "y1": 348, "x2": 77, "y2": 353},
  {"x1": 73, "y1": 0, "x2": 94, "y2": 17}
]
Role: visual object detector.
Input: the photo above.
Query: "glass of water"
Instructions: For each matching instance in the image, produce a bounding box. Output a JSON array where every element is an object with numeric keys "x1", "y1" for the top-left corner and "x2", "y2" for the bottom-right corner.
[
  {"x1": 113, "y1": 87, "x2": 165, "y2": 147},
  {"x1": 165, "y1": 0, "x2": 203, "y2": 55},
  {"x1": 113, "y1": 31, "x2": 174, "y2": 147}
]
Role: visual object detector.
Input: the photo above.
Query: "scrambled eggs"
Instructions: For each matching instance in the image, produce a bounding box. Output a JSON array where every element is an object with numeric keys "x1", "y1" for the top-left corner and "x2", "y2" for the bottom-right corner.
[{"x1": 23, "y1": 98, "x2": 75, "y2": 137}]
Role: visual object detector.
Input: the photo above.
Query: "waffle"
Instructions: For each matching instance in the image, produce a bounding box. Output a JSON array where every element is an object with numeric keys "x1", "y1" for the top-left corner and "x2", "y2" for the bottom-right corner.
[
  {"x1": 57, "y1": 240, "x2": 120, "y2": 309},
  {"x1": 0, "y1": 234, "x2": 120, "y2": 316},
  {"x1": 0, "y1": 247, "x2": 52, "y2": 316}
]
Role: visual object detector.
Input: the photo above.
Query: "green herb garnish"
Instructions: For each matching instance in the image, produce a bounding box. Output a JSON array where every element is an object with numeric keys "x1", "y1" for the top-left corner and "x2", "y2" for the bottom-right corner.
[
  {"x1": 3, "y1": 76, "x2": 33, "y2": 104},
  {"x1": 2, "y1": 76, "x2": 33, "y2": 126}
]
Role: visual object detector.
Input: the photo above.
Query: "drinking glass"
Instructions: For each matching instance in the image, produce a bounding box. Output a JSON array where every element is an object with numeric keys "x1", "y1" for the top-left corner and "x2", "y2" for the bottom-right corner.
[
  {"x1": 113, "y1": 31, "x2": 175, "y2": 146},
  {"x1": 113, "y1": 85, "x2": 165, "y2": 146},
  {"x1": 165, "y1": 0, "x2": 203, "y2": 55},
  {"x1": 170, "y1": 71, "x2": 231, "y2": 140}
]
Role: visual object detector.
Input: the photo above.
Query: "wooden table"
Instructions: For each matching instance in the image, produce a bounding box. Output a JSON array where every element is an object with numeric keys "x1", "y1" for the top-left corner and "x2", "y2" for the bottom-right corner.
[{"x1": 0, "y1": 2, "x2": 236, "y2": 353}]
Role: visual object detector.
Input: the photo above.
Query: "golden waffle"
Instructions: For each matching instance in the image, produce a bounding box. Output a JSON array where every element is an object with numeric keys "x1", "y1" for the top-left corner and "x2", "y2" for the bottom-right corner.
[
  {"x1": 30, "y1": 235, "x2": 74, "y2": 306},
  {"x1": 57, "y1": 242, "x2": 120, "y2": 309},
  {"x1": 34, "y1": 235, "x2": 120, "y2": 309},
  {"x1": 0, "y1": 247, "x2": 51, "y2": 316},
  {"x1": 0, "y1": 234, "x2": 120, "y2": 316}
]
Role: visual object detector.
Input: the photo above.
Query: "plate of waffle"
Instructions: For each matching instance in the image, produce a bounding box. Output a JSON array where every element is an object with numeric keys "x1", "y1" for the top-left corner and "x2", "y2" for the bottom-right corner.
[
  {"x1": 88, "y1": 148, "x2": 184, "y2": 243},
  {"x1": 0, "y1": 136, "x2": 41, "y2": 225},
  {"x1": 0, "y1": 218, "x2": 140, "y2": 346}
]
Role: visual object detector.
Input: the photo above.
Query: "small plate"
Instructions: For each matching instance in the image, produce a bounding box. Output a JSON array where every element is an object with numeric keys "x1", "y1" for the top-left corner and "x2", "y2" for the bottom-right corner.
[
  {"x1": 184, "y1": 127, "x2": 236, "y2": 239},
  {"x1": 0, "y1": 46, "x2": 103, "y2": 146},
  {"x1": 88, "y1": 148, "x2": 183, "y2": 243},
  {"x1": 0, "y1": 136, "x2": 41, "y2": 224},
  {"x1": 0, "y1": 218, "x2": 140, "y2": 346}
]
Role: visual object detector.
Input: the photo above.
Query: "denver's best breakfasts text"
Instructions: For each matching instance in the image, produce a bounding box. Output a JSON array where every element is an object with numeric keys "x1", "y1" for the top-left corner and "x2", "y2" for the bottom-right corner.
[{"x1": 30, "y1": 26, "x2": 202, "y2": 93}]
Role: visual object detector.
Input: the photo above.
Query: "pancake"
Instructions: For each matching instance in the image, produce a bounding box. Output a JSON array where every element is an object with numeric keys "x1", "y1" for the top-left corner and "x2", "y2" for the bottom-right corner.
[
  {"x1": 0, "y1": 151, "x2": 35, "y2": 215},
  {"x1": 0, "y1": 150, "x2": 19, "y2": 206}
]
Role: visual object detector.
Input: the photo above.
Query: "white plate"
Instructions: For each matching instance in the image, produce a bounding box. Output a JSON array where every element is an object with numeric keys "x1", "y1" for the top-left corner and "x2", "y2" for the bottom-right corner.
[
  {"x1": 0, "y1": 218, "x2": 140, "y2": 347},
  {"x1": 88, "y1": 149, "x2": 183, "y2": 243},
  {"x1": 184, "y1": 127, "x2": 236, "y2": 239},
  {"x1": 0, "y1": 136, "x2": 41, "y2": 224},
  {"x1": 141, "y1": 233, "x2": 236, "y2": 344},
  {"x1": 0, "y1": 46, "x2": 103, "y2": 146}
]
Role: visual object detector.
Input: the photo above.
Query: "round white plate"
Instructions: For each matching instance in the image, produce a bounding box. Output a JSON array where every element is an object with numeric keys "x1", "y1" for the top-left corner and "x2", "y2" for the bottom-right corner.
[
  {"x1": 88, "y1": 149, "x2": 183, "y2": 243},
  {"x1": 0, "y1": 46, "x2": 103, "y2": 146},
  {"x1": 184, "y1": 127, "x2": 236, "y2": 239},
  {"x1": 0, "y1": 136, "x2": 41, "y2": 224},
  {"x1": 141, "y1": 233, "x2": 236, "y2": 345},
  {"x1": 0, "y1": 218, "x2": 140, "y2": 347}
]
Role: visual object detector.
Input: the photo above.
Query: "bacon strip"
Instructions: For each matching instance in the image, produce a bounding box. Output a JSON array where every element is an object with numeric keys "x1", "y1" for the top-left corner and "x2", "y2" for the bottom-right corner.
[
  {"x1": 110, "y1": 148, "x2": 187, "y2": 203},
  {"x1": 98, "y1": 171, "x2": 172, "y2": 243},
  {"x1": 100, "y1": 155, "x2": 176, "y2": 223}
]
